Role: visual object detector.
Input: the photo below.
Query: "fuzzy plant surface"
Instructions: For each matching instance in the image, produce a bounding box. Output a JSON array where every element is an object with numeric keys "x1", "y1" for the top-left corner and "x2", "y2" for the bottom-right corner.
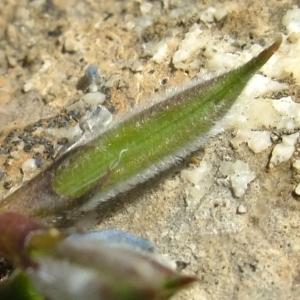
[
  {"x1": 0, "y1": 37, "x2": 282, "y2": 226},
  {"x1": 0, "y1": 37, "x2": 282, "y2": 300}
]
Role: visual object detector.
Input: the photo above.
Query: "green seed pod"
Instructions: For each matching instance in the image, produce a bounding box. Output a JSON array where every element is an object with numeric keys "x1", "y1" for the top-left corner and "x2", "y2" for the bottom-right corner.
[{"x1": 0, "y1": 37, "x2": 282, "y2": 225}]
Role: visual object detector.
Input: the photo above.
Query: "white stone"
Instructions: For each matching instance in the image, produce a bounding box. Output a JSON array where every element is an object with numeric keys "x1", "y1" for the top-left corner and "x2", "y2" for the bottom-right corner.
[
  {"x1": 282, "y1": 6, "x2": 300, "y2": 35},
  {"x1": 140, "y1": 2, "x2": 152, "y2": 15},
  {"x1": 237, "y1": 204, "x2": 247, "y2": 214},
  {"x1": 200, "y1": 7, "x2": 217, "y2": 25},
  {"x1": 152, "y1": 42, "x2": 169, "y2": 64},
  {"x1": 10, "y1": 151, "x2": 20, "y2": 160},
  {"x1": 23, "y1": 78, "x2": 35, "y2": 92},
  {"x1": 231, "y1": 130, "x2": 272, "y2": 153},
  {"x1": 83, "y1": 92, "x2": 106, "y2": 106},
  {"x1": 270, "y1": 132, "x2": 299, "y2": 166},
  {"x1": 214, "y1": 7, "x2": 228, "y2": 22},
  {"x1": 293, "y1": 160, "x2": 300, "y2": 172},
  {"x1": 262, "y1": 37, "x2": 300, "y2": 85},
  {"x1": 271, "y1": 96, "x2": 300, "y2": 129},
  {"x1": 45, "y1": 125, "x2": 82, "y2": 141},
  {"x1": 64, "y1": 38, "x2": 81, "y2": 53},
  {"x1": 22, "y1": 158, "x2": 37, "y2": 173},
  {"x1": 294, "y1": 182, "x2": 300, "y2": 196},
  {"x1": 181, "y1": 160, "x2": 214, "y2": 207},
  {"x1": 243, "y1": 74, "x2": 288, "y2": 97},
  {"x1": 219, "y1": 160, "x2": 256, "y2": 198},
  {"x1": 173, "y1": 24, "x2": 203, "y2": 70}
]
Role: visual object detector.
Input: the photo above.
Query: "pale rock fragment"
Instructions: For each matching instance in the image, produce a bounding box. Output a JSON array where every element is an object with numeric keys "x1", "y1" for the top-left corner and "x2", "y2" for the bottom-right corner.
[
  {"x1": 231, "y1": 130, "x2": 272, "y2": 153},
  {"x1": 200, "y1": 7, "x2": 216, "y2": 25},
  {"x1": 261, "y1": 35, "x2": 300, "y2": 85},
  {"x1": 219, "y1": 160, "x2": 256, "y2": 198},
  {"x1": 282, "y1": 6, "x2": 300, "y2": 35},
  {"x1": 269, "y1": 132, "x2": 299, "y2": 166},
  {"x1": 152, "y1": 41, "x2": 169, "y2": 64},
  {"x1": 64, "y1": 37, "x2": 81, "y2": 53},
  {"x1": 9, "y1": 151, "x2": 20, "y2": 160},
  {"x1": 243, "y1": 74, "x2": 288, "y2": 97},
  {"x1": 214, "y1": 7, "x2": 228, "y2": 22},
  {"x1": 45, "y1": 125, "x2": 82, "y2": 141},
  {"x1": 23, "y1": 60, "x2": 52, "y2": 93},
  {"x1": 207, "y1": 52, "x2": 243, "y2": 72},
  {"x1": 173, "y1": 24, "x2": 203, "y2": 70},
  {"x1": 237, "y1": 204, "x2": 247, "y2": 214},
  {"x1": 181, "y1": 160, "x2": 214, "y2": 208},
  {"x1": 140, "y1": 2, "x2": 152, "y2": 16},
  {"x1": 82, "y1": 92, "x2": 106, "y2": 106},
  {"x1": 294, "y1": 183, "x2": 300, "y2": 197},
  {"x1": 23, "y1": 78, "x2": 35, "y2": 93},
  {"x1": 123, "y1": 59, "x2": 143, "y2": 72},
  {"x1": 293, "y1": 159, "x2": 300, "y2": 172},
  {"x1": 272, "y1": 96, "x2": 300, "y2": 130},
  {"x1": 22, "y1": 158, "x2": 37, "y2": 173}
]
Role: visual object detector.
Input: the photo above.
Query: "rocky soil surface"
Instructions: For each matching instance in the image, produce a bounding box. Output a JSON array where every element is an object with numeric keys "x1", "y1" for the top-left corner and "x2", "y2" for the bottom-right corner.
[{"x1": 0, "y1": 0, "x2": 300, "y2": 299}]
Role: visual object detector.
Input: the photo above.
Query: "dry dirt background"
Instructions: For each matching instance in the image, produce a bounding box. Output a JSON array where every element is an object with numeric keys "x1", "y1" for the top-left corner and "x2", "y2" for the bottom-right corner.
[{"x1": 0, "y1": 0, "x2": 300, "y2": 299}]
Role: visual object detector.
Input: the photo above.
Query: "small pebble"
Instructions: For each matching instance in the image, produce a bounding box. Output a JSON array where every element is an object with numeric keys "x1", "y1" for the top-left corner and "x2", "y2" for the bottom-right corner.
[
  {"x1": 39, "y1": 138, "x2": 46, "y2": 145},
  {"x1": 22, "y1": 135, "x2": 31, "y2": 144},
  {"x1": 237, "y1": 204, "x2": 247, "y2": 214},
  {"x1": 101, "y1": 86, "x2": 111, "y2": 100},
  {"x1": 3, "y1": 147, "x2": 11, "y2": 154},
  {"x1": 4, "y1": 158, "x2": 13, "y2": 168},
  {"x1": 35, "y1": 157, "x2": 44, "y2": 168},
  {"x1": 68, "y1": 110, "x2": 75, "y2": 117},
  {"x1": 73, "y1": 111, "x2": 82, "y2": 121},
  {"x1": 4, "y1": 181, "x2": 12, "y2": 190},
  {"x1": 85, "y1": 65, "x2": 103, "y2": 84},
  {"x1": 47, "y1": 122, "x2": 56, "y2": 128},
  {"x1": 33, "y1": 152, "x2": 42, "y2": 158},
  {"x1": 64, "y1": 37, "x2": 81, "y2": 53},
  {"x1": 59, "y1": 118, "x2": 68, "y2": 127},
  {"x1": 30, "y1": 137, "x2": 39, "y2": 145},
  {"x1": 34, "y1": 121, "x2": 43, "y2": 128},
  {"x1": 4, "y1": 137, "x2": 11, "y2": 144},
  {"x1": 48, "y1": 27, "x2": 62, "y2": 37},
  {"x1": 176, "y1": 261, "x2": 189, "y2": 271},
  {"x1": 10, "y1": 151, "x2": 20, "y2": 160},
  {"x1": 18, "y1": 133, "x2": 25, "y2": 139},
  {"x1": 161, "y1": 78, "x2": 168, "y2": 85},
  {"x1": 22, "y1": 159, "x2": 37, "y2": 173},
  {"x1": 12, "y1": 137, "x2": 21, "y2": 146},
  {"x1": 0, "y1": 172, "x2": 5, "y2": 180},
  {"x1": 58, "y1": 137, "x2": 68, "y2": 145},
  {"x1": 270, "y1": 132, "x2": 280, "y2": 143},
  {"x1": 7, "y1": 130, "x2": 16, "y2": 138},
  {"x1": 44, "y1": 145, "x2": 55, "y2": 157},
  {"x1": 23, "y1": 144, "x2": 32, "y2": 152},
  {"x1": 24, "y1": 125, "x2": 35, "y2": 132},
  {"x1": 108, "y1": 106, "x2": 116, "y2": 114},
  {"x1": 293, "y1": 160, "x2": 300, "y2": 172},
  {"x1": 294, "y1": 183, "x2": 300, "y2": 198}
]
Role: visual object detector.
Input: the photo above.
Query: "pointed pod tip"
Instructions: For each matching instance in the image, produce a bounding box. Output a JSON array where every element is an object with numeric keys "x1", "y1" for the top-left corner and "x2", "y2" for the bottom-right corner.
[
  {"x1": 262, "y1": 34, "x2": 283, "y2": 59},
  {"x1": 247, "y1": 34, "x2": 282, "y2": 72},
  {"x1": 271, "y1": 34, "x2": 283, "y2": 51}
]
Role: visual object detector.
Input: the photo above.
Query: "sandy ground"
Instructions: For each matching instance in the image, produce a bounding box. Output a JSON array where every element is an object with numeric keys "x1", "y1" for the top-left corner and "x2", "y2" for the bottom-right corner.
[{"x1": 0, "y1": 0, "x2": 300, "y2": 299}]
